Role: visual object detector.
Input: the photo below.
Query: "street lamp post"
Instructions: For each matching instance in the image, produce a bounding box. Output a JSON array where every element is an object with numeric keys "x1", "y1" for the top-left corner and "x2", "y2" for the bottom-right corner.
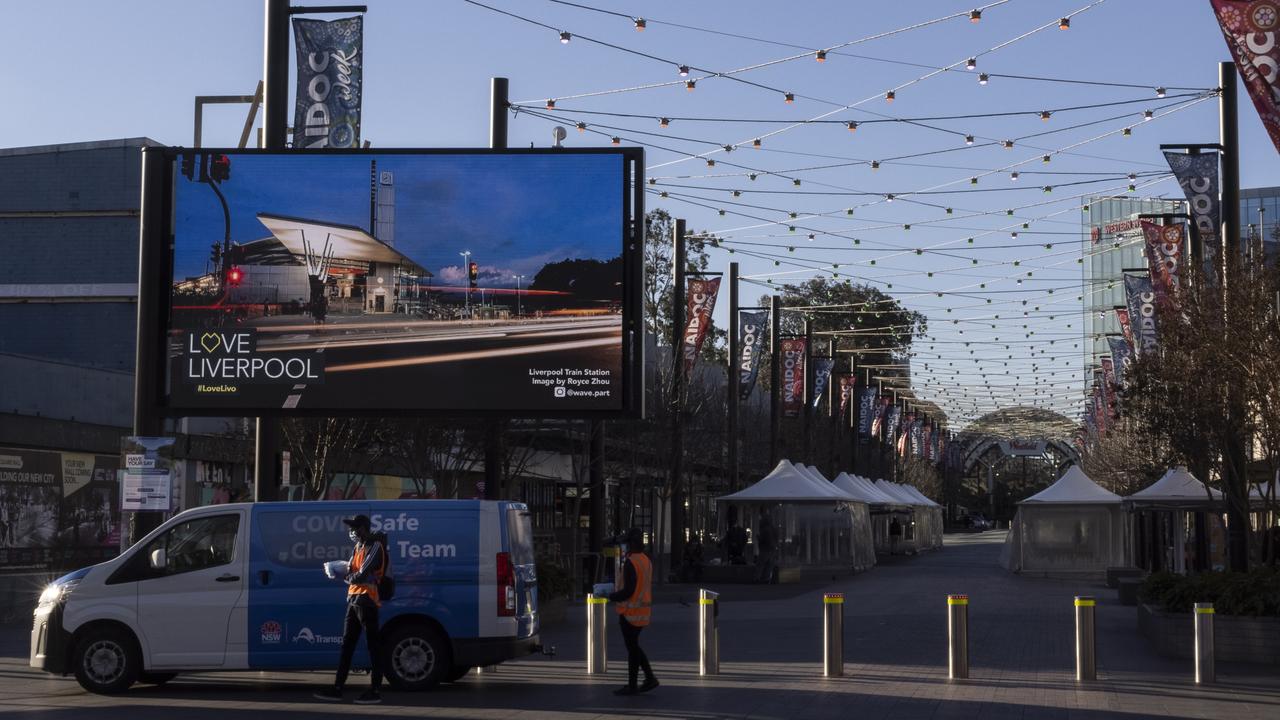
[
  {"x1": 513, "y1": 274, "x2": 524, "y2": 317},
  {"x1": 459, "y1": 250, "x2": 471, "y2": 316}
]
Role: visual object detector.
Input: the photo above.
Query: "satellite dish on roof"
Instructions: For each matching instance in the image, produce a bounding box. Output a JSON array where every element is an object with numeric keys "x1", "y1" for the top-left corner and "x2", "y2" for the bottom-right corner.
[{"x1": 552, "y1": 126, "x2": 567, "y2": 148}]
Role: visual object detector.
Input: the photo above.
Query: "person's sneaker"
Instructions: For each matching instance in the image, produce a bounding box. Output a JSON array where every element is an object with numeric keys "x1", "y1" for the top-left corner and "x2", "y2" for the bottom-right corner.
[
  {"x1": 639, "y1": 677, "x2": 660, "y2": 693},
  {"x1": 313, "y1": 686, "x2": 343, "y2": 702},
  {"x1": 354, "y1": 689, "x2": 383, "y2": 705},
  {"x1": 613, "y1": 685, "x2": 640, "y2": 696}
]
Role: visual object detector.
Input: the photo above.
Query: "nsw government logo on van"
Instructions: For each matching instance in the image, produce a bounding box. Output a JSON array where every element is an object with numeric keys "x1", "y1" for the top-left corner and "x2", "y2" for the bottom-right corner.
[{"x1": 260, "y1": 621, "x2": 282, "y2": 644}]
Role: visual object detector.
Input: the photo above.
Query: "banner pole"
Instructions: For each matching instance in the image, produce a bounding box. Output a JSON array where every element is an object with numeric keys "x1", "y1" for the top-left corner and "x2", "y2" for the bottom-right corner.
[
  {"x1": 802, "y1": 317, "x2": 812, "y2": 465},
  {"x1": 485, "y1": 76, "x2": 509, "y2": 503},
  {"x1": 727, "y1": 262, "x2": 740, "y2": 492},
  {"x1": 670, "y1": 219, "x2": 687, "y2": 579},
  {"x1": 1220, "y1": 60, "x2": 1249, "y2": 572},
  {"x1": 769, "y1": 295, "x2": 781, "y2": 466}
]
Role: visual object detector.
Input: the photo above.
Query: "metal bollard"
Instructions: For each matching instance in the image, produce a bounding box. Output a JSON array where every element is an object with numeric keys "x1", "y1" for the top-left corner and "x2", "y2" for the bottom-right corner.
[
  {"x1": 587, "y1": 594, "x2": 608, "y2": 674},
  {"x1": 1074, "y1": 596, "x2": 1096, "y2": 681},
  {"x1": 823, "y1": 592, "x2": 844, "y2": 677},
  {"x1": 1194, "y1": 602, "x2": 1214, "y2": 684},
  {"x1": 947, "y1": 594, "x2": 969, "y2": 680},
  {"x1": 699, "y1": 589, "x2": 720, "y2": 675}
]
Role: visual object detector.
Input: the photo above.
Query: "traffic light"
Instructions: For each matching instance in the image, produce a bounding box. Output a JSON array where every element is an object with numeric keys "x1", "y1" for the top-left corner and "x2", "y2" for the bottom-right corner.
[
  {"x1": 226, "y1": 267, "x2": 244, "y2": 287},
  {"x1": 209, "y1": 154, "x2": 231, "y2": 183},
  {"x1": 468, "y1": 261, "x2": 479, "y2": 290}
]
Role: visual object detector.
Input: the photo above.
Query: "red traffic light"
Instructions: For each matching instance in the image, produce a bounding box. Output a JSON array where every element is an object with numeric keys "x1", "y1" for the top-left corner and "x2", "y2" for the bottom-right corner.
[
  {"x1": 209, "y1": 154, "x2": 231, "y2": 183},
  {"x1": 227, "y1": 267, "x2": 244, "y2": 286},
  {"x1": 468, "y1": 262, "x2": 479, "y2": 280}
]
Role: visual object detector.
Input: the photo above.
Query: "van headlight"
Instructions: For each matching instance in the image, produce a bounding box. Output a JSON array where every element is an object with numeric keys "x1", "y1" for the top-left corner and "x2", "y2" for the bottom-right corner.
[{"x1": 38, "y1": 580, "x2": 79, "y2": 606}]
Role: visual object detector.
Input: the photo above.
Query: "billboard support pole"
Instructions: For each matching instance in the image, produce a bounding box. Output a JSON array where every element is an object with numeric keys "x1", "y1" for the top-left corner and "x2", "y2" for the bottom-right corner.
[
  {"x1": 130, "y1": 150, "x2": 168, "y2": 545},
  {"x1": 769, "y1": 295, "x2": 781, "y2": 467},
  {"x1": 253, "y1": 0, "x2": 290, "y2": 503},
  {"x1": 727, "y1": 262, "x2": 739, "y2": 492},
  {"x1": 485, "y1": 76, "x2": 510, "y2": 503},
  {"x1": 802, "y1": 317, "x2": 812, "y2": 465},
  {"x1": 1220, "y1": 60, "x2": 1249, "y2": 572},
  {"x1": 669, "y1": 219, "x2": 687, "y2": 580}
]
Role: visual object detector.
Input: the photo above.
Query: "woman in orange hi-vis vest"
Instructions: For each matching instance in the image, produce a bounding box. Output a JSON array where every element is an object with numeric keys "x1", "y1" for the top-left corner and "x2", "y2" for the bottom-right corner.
[
  {"x1": 608, "y1": 527, "x2": 658, "y2": 695},
  {"x1": 315, "y1": 514, "x2": 387, "y2": 705}
]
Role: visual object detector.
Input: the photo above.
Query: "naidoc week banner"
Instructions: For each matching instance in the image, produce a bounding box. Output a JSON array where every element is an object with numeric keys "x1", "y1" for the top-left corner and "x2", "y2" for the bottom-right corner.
[
  {"x1": 681, "y1": 278, "x2": 721, "y2": 378},
  {"x1": 921, "y1": 423, "x2": 933, "y2": 460},
  {"x1": 1107, "y1": 336, "x2": 1133, "y2": 388},
  {"x1": 780, "y1": 337, "x2": 807, "y2": 418},
  {"x1": 885, "y1": 405, "x2": 902, "y2": 448},
  {"x1": 0, "y1": 446, "x2": 120, "y2": 573},
  {"x1": 1212, "y1": 1, "x2": 1280, "y2": 155},
  {"x1": 1124, "y1": 274, "x2": 1159, "y2": 354},
  {"x1": 857, "y1": 387, "x2": 877, "y2": 438},
  {"x1": 838, "y1": 375, "x2": 855, "y2": 418},
  {"x1": 1163, "y1": 151, "x2": 1221, "y2": 279},
  {"x1": 292, "y1": 16, "x2": 363, "y2": 149},
  {"x1": 737, "y1": 310, "x2": 767, "y2": 400},
  {"x1": 910, "y1": 419, "x2": 924, "y2": 457},
  {"x1": 870, "y1": 397, "x2": 889, "y2": 438},
  {"x1": 1141, "y1": 221, "x2": 1184, "y2": 308},
  {"x1": 1116, "y1": 308, "x2": 1136, "y2": 351},
  {"x1": 1101, "y1": 357, "x2": 1118, "y2": 414},
  {"x1": 896, "y1": 413, "x2": 912, "y2": 456},
  {"x1": 811, "y1": 358, "x2": 834, "y2": 409}
]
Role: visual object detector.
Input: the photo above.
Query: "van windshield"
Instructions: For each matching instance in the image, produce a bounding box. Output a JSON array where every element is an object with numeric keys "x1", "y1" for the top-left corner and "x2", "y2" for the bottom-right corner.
[{"x1": 507, "y1": 508, "x2": 535, "y2": 566}]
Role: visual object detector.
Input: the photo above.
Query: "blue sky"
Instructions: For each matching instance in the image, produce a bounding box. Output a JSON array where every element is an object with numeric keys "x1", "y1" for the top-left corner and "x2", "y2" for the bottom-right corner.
[
  {"x1": 7, "y1": 0, "x2": 1278, "y2": 426},
  {"x1": 172, "y1": 152, "x2": 622, "y2": 282}
]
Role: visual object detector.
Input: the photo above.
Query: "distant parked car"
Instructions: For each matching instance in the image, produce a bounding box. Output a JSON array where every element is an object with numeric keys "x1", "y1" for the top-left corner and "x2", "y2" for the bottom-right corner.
[{"x1": 959, "y1": 514, "x2": 991, "y2": 531}]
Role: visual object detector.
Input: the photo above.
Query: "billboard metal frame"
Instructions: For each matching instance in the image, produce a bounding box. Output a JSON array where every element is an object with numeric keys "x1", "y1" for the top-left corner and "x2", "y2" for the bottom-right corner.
[{"x1": 139, "y1": 145, "x2": 645, "y2": 419}]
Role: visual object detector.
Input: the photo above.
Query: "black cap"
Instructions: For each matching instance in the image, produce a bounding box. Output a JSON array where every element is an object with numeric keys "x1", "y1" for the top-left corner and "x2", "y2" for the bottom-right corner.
[
  {"x1": 624, "y1": 527, "x2": 644, "y2": 549},
  {"x1": 342, "y1": 514, "x2": 371, "y2": 530}
]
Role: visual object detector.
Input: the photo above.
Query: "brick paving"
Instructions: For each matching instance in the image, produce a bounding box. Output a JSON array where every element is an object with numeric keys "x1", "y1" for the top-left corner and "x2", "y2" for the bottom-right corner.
[{"x1": 1, "y1": 531, "x2": 1276, "y2": 719}]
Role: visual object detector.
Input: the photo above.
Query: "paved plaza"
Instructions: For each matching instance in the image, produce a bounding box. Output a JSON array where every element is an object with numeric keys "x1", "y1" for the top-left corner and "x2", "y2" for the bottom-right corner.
[{"x1": 1, "y1": 532, "x2": 1276, "y2": 719}]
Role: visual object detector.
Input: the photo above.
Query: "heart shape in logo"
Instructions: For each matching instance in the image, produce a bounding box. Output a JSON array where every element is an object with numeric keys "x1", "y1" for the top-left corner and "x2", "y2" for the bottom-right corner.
[{"x1": 200, "y1": 333, "x2": 220, "y2": 353}]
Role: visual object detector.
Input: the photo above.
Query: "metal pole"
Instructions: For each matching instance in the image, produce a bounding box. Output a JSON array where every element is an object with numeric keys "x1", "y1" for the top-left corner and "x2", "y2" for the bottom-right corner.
[
  {"x1": 802, "y1": 318, "x2": 812, "y2": 465},
  {"x1": 769, "y1": 295, "x2": 782, "y2": 466},
  {"x1": 490, "y1": 77, "x2": 509, "y2": 150},
  {"x1": 1220, "y1": 61, "x2": 1249, "y2": 573},
  {"x1": 254, "y1": 0, "x2": 290, "y2": 505},
  {"x1": 823, "y1": 593, "x2": 844, "y2": 677},
  {"x1": 699, "y1": 588, "x2": 720, "y2": 675},
  {"x1": 851, "y1": 364, "x2": 862, "y2": 474},
  {"x1": 826, "y1": 338, "x2": 836, "y2": 476},
  {"x1": 727, "y1": 262, "x2": 740, "y2": 491},
  {"x1": 670, "y1": 219, "x2": 687, "y2": 576},
  {"x1": 130, "y1": 149, "x2": 167, "y2": 544},
  {"x1": 1194, "y1": 602, "x2": 1215, "y2": 684},
  {"x1": 1075, "y1": 596, "x2": 1096, "y2": 681},
  {"x1": 947, "y1": 594, "x2": 969, "y2": 679},
  {"x1": 589, "y1": 420, "x2": 606, "y2": 552},
  {"x1": 1221, "y1": 62, "x2": 1241, "y2": 263},
  {"x1": 587, "y1": 594, "x2": 608, "y2": 674}
]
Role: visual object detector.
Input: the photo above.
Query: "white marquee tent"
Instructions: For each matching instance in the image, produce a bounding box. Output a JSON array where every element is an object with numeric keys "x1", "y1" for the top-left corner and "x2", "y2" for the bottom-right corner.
[
  {"x1": 1125, "y1": 467, "x2": 1225, "y2": 574},
  {"x1": 1000, "y1": 465, "x2": 1126, "y2": 577}
]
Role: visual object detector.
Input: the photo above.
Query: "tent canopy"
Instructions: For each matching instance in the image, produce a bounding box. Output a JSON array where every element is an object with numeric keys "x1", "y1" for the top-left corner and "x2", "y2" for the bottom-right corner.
[
  {"x1": 1021, "y1": 465, "x2": 1120, "y2": 505},
  {"x1": 874, "y1": 480, "x2": 924, "y2": 506},
  {"x1": 717, "y1": 460, "x2": 856, "y2": 503},
  {"x1": 834, "y1": 473, "x2": 895, "y2": 504},
  {"x1": 1126, "y1": 466, "x2": 1222, "y2": 506},
  {"x1": 794, "y1": 464, "x2": 864, "y2": 502}
]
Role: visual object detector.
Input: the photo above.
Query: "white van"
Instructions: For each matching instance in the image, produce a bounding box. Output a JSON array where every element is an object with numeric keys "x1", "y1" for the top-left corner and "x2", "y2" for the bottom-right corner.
[{"x1": 30, "y1": 500, "x2": 540, "y2": 693}]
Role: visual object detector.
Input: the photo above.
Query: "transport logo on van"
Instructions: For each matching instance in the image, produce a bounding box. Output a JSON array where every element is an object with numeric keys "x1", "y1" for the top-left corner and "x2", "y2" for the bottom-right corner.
[
  {"x1": 260, "y1": 621, "x2": 282, "y2": 644},
  {"x1": 292, "y1": 627, "x2": 343, "y2": 645}
]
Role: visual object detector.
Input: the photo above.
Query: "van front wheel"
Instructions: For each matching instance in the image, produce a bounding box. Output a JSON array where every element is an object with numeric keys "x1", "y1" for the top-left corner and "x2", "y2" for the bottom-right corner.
[
  {"x1": 72, "y1": 627, "x2": 139, "y2": 694},
  {"x1": 384, "y1": 624, "x2": 451, "y2": 691}
]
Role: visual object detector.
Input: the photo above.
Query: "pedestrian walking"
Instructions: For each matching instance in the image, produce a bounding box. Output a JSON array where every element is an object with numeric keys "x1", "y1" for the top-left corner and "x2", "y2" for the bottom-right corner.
[
  {"x1": 609, "y1": 527, "x2": 658, "y2": 696},
  {"x1": 889, "y1": 517, "x2": 903, "y2": 556},
  {"x1": 314, "y1": 514, "x2": 388, "y2": 705},
  {"x1": 756, "y1": 512, "x2": 777, "y2": 584}
]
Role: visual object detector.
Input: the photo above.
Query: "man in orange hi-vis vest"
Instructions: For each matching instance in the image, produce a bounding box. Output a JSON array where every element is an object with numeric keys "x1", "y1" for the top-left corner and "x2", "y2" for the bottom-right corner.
[
  {"x1": 608, "y1": 527, "x2": 658, "y2": 695},
  {"x1": 315, "y1": 514, "x2": 387, "y2": 705}
]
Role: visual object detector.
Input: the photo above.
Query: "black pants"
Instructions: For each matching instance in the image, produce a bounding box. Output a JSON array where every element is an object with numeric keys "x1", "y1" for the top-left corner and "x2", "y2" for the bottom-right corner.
[
  {"x1": 619, "y1": 615, "x2": 654, "y2": 687},
  {"x1": 335, "y1": 598, "x2": 382, "y2": 690}
]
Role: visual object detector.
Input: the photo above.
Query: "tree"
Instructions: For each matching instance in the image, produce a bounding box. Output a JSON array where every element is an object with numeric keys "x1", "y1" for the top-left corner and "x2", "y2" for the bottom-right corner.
[{"x1": 281, "y1": 417, "x2": 390, "y2": 500}]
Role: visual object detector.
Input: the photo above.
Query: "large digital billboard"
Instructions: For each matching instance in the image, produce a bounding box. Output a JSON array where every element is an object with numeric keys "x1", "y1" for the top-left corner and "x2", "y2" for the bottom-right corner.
[{"x1": 146, "y1": 148, "x2": 642, "y2": 416}]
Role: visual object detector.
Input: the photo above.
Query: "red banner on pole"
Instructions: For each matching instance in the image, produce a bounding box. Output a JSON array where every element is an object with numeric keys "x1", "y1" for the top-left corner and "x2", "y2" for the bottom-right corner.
[
  {"x1": 780, "y1": 337, "x2": 807, "y2": 418},
  {"x1": 1213, "y1": 0, "x2": 1280, "y2": 154},
  {"x1": 838, "y1": 375, "x2": 854, "y2": 418},
  {"x1": 681, "y1": 277, "x2": 721, "y2": 378},
  {"x1": 1141, "y1": 221, "x2": 1183, "y2": 309}
]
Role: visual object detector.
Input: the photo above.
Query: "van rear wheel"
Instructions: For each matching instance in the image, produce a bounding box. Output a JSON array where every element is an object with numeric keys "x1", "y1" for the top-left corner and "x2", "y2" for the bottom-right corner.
[
  {"x1": 72, "y1": 627, "x2": 140, "y2": 694},
  {"x1": 384, "y1": 624, "x2": 451, "y2": 691}
]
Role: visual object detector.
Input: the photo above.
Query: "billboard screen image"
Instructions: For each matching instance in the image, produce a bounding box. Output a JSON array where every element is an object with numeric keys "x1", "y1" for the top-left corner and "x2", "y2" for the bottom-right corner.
[{"x1": 155, "y1": 148, "x2": 641, "y2": 415}]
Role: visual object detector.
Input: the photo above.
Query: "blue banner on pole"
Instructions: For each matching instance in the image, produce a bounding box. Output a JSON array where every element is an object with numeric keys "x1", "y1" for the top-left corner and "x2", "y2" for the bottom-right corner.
[
  {"x1": 1123, "y1": 274, "x2": 1159, "y2": 354},
  {"x1": 292, "y1": 16, "x2": 363, "y2": 149},
  {"x1": 811, "y1": 358, "x2": 834, "y2": 409},
  {"x1": 738, "y1": 310, "x2": 766, "y2": 401}
]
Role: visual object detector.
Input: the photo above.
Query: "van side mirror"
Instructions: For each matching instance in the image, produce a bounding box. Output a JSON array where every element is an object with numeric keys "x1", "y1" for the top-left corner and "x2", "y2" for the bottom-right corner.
[{"x1": 149, "y1": 548, "x2": 167, "y2": 570}]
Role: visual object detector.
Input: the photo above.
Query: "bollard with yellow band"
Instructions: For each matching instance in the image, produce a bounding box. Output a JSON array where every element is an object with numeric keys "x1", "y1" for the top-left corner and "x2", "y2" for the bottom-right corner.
[
  {"x1": 823, "y1": 593, "x2": 844, "y2": 677},
  {"x1": 1194, "y1": 602, "x2": 1214, "y2": 684},
  {"x1": 699, "y1": 588, "x2": 720, "y2": 675},
  {"x1": 587, "y1": 594, "x2": 609, "y2": 674},
  {"x1": 947, "y1": 594, "x2": 969, "y2": 679},
  {"x1": 1074, "y1": 596, "x2": 1096, "y2": 681}
]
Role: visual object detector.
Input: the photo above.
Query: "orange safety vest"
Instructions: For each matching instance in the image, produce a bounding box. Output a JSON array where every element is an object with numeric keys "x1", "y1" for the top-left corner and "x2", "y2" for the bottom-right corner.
[
  {"x1": 347, "y1": 541, "x2": 387, "y2": 606},
  {"x1": 615, "y1": 552, "x2": 652, "y2": 627}
]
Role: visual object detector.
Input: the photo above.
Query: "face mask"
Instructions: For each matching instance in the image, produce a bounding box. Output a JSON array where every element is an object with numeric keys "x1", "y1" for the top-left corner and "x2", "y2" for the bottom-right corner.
[{"x1": 348, "y1": 530, "x2": 360, "y2": 543}]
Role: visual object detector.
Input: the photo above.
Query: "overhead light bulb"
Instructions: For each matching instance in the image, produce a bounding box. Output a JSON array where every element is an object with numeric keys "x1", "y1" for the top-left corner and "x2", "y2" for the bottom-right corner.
[
  {"x1": 610, "y1": 136, "x2": 620, "y2": 145},
  {"x1": 1004, "y1": 139, "x2": 1014, "y2": 149},
  {"x1": 886, "y1": 90, "x2": 895, "y2": 102},
  {"x1": 966, "y1": 57, "x2": 977, "y2": 70},
  {"x1": 575, "y1": 122, "x2": 586, "y2": 132},
  {"x1": 1040, "y1": 110, "x2": 1051, "y2": 121},
  {"x1": 886, "y1": 193, "x2": 894, "y2": 202},
  {"x1": 706, "y1": 158, "x2": 715, "y2": 167},
  {"x1": 816, "y1": 50, "x2": 827, "y2": 62},
  {"x1": 871, "y1": 160, "x2": 880, "y2": 170},
  {"x1": 784, "y1": 92, "x2": 795, "y2": 104},
  {"x1": 847, "y1": 121, "x2": 858, "y2": 132},
  {"x1": 559, "y1": 31, "x2": 571, "y2": 44},
  {"x1": 1042, "y1": 154, "x2": 1051, "y2": 163},
  {"x1": 634, "y1": 18, "x2": 646, "y2": 31},
  {"x1": 1010, "y1": 172, "x2": 1019, "y2": 181},
  {"x1": 1128, "y1": 173, "x2": 1137, "y2": 181},
  {"x1": 678, "y1": 65, "x2": 689, "y2": 77},
  {"x1": 965, "y1": 134, "x2": 974, "y2": 145},
  {"x1": 659, "y1": 117, "x2": 670, "y2": 128},
  {"x1": 1123, "y1": 127, "x2": 1132, "y2": 136},
  {"x1": 1144, "y1": 109, "x2": 1154, "y2": 121},
  {"x1": 979, "y1": 73, "x2": 989, "y2": 85},
  {"x1": 1156, "y1": 86, "x2": 1166, "y2": 98},
  {"x1": 971, "y1": 9, "x2": 982, "y2": 22},
  {"x1": 545, "y1": 99, "x2": 556, "y2": 109},
  {"x1": 752, "y1": 138, "x2": 761, "y2": 148}
]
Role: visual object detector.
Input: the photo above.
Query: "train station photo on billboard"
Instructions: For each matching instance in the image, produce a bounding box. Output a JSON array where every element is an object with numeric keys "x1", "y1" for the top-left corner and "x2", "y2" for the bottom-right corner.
[{"x1": 156, "y1": 148, "x2": 640, "y2": 414}]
